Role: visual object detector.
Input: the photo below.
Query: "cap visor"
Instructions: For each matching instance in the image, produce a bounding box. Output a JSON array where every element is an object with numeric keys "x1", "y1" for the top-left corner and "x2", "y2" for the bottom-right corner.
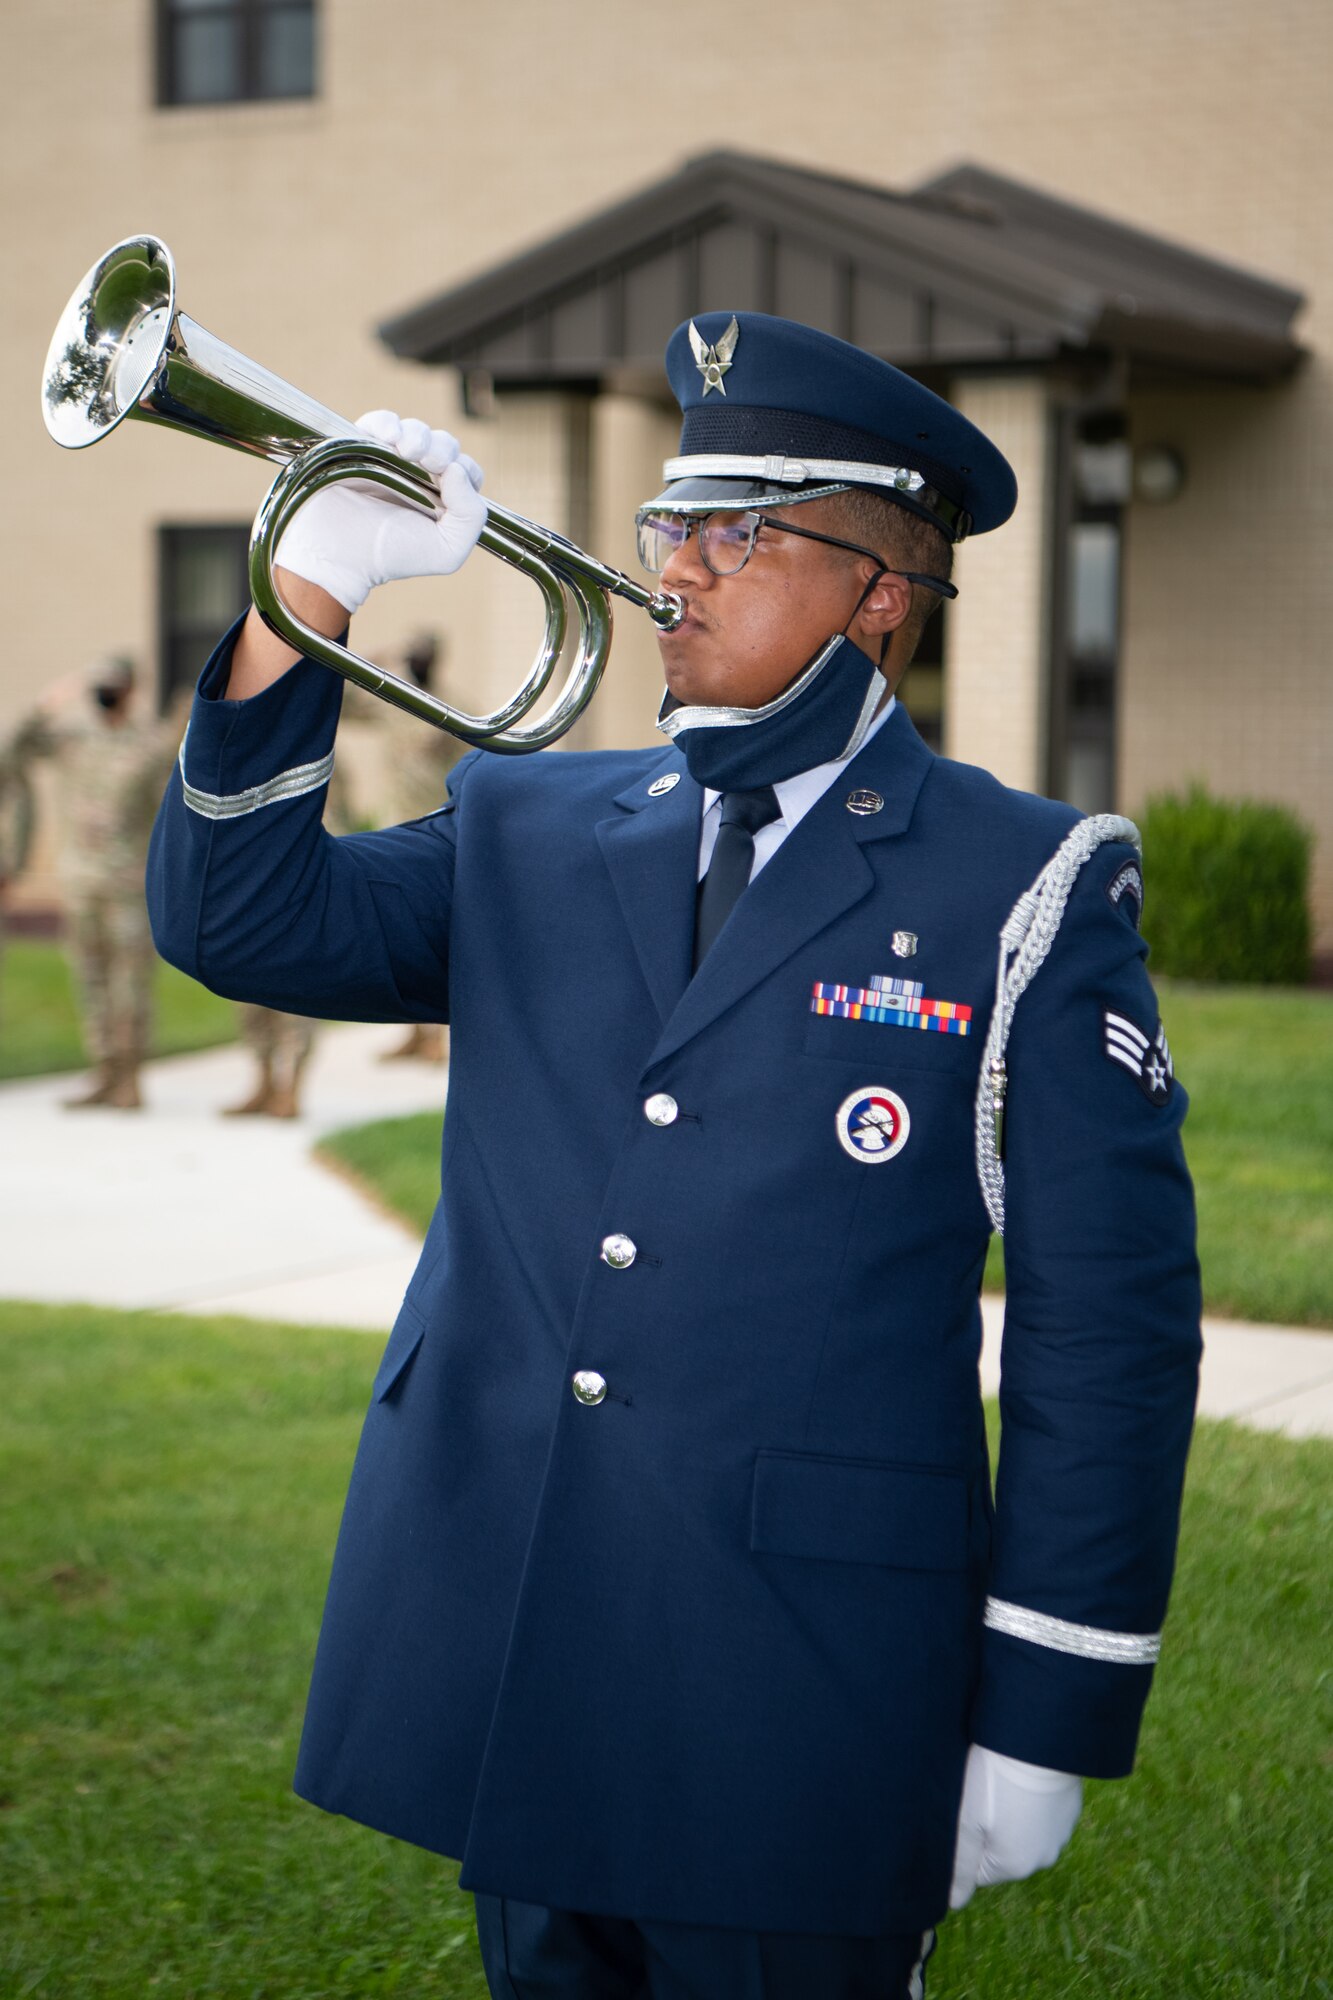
[{"x1": 639, "y1": 475, "x2": 851, "y2": 514}]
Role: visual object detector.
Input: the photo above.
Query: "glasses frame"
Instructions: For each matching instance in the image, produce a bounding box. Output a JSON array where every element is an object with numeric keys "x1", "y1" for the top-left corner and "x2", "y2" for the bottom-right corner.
[{"x1": 635, "y1": 507, "x2": 957, "y2": 599}]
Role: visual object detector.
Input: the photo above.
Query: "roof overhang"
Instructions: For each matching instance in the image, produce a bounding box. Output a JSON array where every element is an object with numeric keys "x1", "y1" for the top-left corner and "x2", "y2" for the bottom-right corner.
[{"x1": 379, "y1": 151, "x2": 1304, "y2": 391}]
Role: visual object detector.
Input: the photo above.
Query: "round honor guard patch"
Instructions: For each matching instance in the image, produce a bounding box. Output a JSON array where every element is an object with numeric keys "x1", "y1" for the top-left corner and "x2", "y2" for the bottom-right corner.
[
  {"x1": 648, "y1": 773, "x2": 681, "y2": 796},
  {"x1": 845, "y1": 789, "x2": 884, "y2": 816},
  {"x1": 835, "y1": 1087, "x2": 910, "y2": 1163}
]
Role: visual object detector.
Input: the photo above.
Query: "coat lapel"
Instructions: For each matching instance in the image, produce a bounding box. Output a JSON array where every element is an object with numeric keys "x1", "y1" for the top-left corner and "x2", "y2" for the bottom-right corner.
[
  {"x1": 648, "y1": 706, "x2": 935, "y2": 1069},
  {"x1": 594, "y1": 709, "x2": 935, "y2": 1061},
  {"x1": 595, "y1": 748, "x2": 702, "y2": 1028}
]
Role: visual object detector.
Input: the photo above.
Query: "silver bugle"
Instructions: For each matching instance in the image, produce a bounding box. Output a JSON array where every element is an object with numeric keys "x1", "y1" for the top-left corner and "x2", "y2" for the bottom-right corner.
[{"x1": 41, "y1": 234, "x2": 684, "y2": 751}]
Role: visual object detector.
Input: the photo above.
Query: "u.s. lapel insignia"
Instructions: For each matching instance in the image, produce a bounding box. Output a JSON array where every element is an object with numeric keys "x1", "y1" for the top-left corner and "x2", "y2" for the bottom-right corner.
[
  {"x1": 1104, "y1": 1010, "x2": 1174, "y2": 1104},
  {"x1": 688, "y1": 316, "x2": 740, "y2": 397},
  {"x1": 835, "y1": 1086, "x2": 910, "y2": 1163},
  {"x1": 845, "y1": 788, "x2": 883, "y2": 816},
  {"x1": 892, "y1": 931, "x2": 918, "y2": 957},
  {"x1": 647, "y1": 772, "x2": 680, "y2": 796}
]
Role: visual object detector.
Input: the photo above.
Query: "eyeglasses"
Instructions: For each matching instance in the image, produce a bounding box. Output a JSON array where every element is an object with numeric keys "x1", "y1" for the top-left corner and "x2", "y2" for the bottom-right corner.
[{"x1": 634, "y1": 507, "x2": 957, "y2": 598}]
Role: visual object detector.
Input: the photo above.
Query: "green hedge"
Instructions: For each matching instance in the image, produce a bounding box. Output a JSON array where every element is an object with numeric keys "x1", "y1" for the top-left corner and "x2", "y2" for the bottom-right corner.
[{"x1": 1139, "y1": 785, "x2": 1313, "y2": 984}]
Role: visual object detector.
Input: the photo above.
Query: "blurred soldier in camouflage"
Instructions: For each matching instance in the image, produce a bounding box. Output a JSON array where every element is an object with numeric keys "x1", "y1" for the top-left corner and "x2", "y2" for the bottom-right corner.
[
  {"x1": 225, "y1": 1002, "x2": 316, "y2": 1119},
  {"x1": 362, "y1": 634, "x2": 459, "y2": 1064},
  {"x1": 0, "y1": 735, "x2": 35, "y2": 1030},
  {"x1": 15, "y1": 657, "x2": 173, "y2": 1108},
  {"x1": 223, "y1": 743, "x2": 357, "y2": 1118},
  {"x1": 222, "y1": 633, "x2": 456, "y2": 1114}
]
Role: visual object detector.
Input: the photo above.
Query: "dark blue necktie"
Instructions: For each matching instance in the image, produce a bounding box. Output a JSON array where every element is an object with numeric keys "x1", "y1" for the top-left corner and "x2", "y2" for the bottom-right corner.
[{"x1": 693, "y1": 786, "x2": 781, "y2": 970}]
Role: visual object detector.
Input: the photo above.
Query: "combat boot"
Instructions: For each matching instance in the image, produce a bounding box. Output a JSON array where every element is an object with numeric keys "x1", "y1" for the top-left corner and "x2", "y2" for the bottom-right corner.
[
  {"x1": 381, "y1": 1023, "x2": 447, "y2": 1063},
  {"x1": 104, "y1": 1060, "x2": 143, "y2": 1110},
  {"x1": 264, "y1": 1080, "x2": 301, "y2": 1118},
  {"x1": 265, "y1": 1043, "x2": 308, "y2": 1119},
  {"x1": 63, "y1": 1062, "x2": 116, "y2": 1109},
  {"x1": 224, "y1": 1063, "x2": 274, "y2": 1116}
]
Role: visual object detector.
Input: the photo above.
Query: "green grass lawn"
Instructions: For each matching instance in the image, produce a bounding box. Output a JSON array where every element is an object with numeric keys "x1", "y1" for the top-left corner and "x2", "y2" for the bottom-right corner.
[
  {"x1": 981, "y1": 980, "x2": 1333, "y2": 1323},
  {"x1": 1159, "y1": 982, "x2": 1333, "y2": 1327},
  {"x1": 0, "y1": 938, "x2": 237, "y2": 1080},
  {"x1": 0, "y1": 1302, "x2": 487, "y2": 2000},
  {"x1": 1, "y1": 1302, "x2": 1329, "y2": 1997},
  {"x1": 321, "y1": 982, "x2": 1333, "y2": 1330},
  {"x1": 318, "y1": 1110, "x2": 446, "y2": 1238}
]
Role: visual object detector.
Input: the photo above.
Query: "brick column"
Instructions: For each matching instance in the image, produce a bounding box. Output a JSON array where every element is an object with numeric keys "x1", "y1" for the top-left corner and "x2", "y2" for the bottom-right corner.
[
  {"x1": 587, "y1": 394, "x2": 681, "y2": 752},
  {"x1": 944, "y1": 377, "x2": 1052, "y2": 794}
]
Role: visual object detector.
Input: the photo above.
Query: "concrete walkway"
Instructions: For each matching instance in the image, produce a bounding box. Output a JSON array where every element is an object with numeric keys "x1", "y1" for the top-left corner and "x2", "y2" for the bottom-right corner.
[{"x1": 3, "y1": 1025, "x2": 1331, "y2": 1440}]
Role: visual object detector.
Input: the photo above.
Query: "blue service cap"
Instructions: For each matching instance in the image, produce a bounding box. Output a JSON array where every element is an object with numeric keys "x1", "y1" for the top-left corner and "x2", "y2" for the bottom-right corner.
[{"x1": 649, "y1": 310, "x2": 1017, "y2": 541}]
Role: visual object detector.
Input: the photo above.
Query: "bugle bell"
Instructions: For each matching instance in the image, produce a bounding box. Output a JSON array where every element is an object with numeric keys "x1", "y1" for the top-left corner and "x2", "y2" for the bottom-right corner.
[{"x1": 40, "y1": 235, "x2": 683, "y2": 751}]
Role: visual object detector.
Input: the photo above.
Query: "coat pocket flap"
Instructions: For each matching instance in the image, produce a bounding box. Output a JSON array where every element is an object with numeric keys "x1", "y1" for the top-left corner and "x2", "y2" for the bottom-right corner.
[
  {"x1": 750, "y1": 1450, "x2": 968, "y2": 1571},
  {"x1": 373, "y1": 1301, "x2": 426, "y2": 1403},
  {"x1": 804, "y1": 1012, "x2": 978, "y2": 1076}
]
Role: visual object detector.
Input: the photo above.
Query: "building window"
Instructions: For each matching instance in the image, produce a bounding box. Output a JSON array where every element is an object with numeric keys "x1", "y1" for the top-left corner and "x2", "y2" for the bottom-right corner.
[
  {"x1": 159, "y1": 526, "x2": 251, "y2": 709},
  {"x1": 156, "y1": 0, "x2": 317, "y2": 107},
  {"x1": 1047, "y1": 412, "x2": 1130, "y2": 814}
]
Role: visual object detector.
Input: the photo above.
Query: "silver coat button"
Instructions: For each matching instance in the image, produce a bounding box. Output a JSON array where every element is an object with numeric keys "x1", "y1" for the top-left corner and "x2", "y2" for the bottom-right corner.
[
  {"x1": 572, "y1": 1370, "x2": 608, "y2": 1406},
  {"x1": 643, "y1": 1093, "x2": 679, "y2": 1127},
  {"x1": 600, "y1": 1233, "x2": 637, "y2": 1269}
]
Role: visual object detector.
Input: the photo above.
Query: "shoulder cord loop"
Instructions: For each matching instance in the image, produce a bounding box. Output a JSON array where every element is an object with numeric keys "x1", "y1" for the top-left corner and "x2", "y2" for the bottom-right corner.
[{"x1": 975, "y1": 814, "x2": 1141, "y2": 1235}]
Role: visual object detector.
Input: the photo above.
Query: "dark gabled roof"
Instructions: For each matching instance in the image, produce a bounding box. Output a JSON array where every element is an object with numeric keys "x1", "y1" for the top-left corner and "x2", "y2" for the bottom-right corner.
[
  {"x1": 911, "y1": 163, "x2": 1304, "y2": 378},
  {"x1": 379, "y1": 150, "x2": 1304, "y2": 386}
]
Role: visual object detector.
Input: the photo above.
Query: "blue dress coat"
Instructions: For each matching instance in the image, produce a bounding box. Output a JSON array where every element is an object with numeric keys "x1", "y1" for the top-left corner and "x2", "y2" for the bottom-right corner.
[{"x1": 147, "y1": 627, "x2": 1201, "y2": 1938}]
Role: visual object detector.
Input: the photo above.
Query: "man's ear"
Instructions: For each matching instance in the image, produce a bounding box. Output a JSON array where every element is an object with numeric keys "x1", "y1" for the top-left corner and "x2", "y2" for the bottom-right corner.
[{"x1": 854, "y1": 569, "x2": 913, "y2": 640}]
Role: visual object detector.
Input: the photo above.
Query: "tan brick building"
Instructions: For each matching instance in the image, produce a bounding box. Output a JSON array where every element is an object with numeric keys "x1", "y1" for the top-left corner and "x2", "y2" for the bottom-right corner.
[{"x1": 6, "y1": 0, "x2": 1331, "y2": 946}]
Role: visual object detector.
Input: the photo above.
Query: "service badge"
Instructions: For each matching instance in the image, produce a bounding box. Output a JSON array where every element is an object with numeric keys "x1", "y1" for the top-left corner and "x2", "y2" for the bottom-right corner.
[{"x1": 835, "y1": 1086, "x2": 911, "y2": 1163}]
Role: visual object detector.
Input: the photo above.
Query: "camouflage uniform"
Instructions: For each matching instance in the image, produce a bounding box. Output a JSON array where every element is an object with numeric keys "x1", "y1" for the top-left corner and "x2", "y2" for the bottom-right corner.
[
  {"x1": 15, "y1": 697, "x2": 173, "y2": 1105},
  {"x1": 347, "y1": 661, "x2": 460, "y2": 1063},
  {"x1": 226, "y1": 759, "x2": 356, "y2": 1117},
  {"x1": 227, "y1": 1000, "x2": 317, "y2": 1118},
  {"x1": 0, "y1": 741, "x2": 35, "y2": 1030}
]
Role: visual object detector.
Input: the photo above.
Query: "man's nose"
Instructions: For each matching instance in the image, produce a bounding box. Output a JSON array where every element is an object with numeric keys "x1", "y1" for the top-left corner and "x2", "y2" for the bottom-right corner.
[{"x1": 659, "y1": 524, "x2": 711, "y2": 590}]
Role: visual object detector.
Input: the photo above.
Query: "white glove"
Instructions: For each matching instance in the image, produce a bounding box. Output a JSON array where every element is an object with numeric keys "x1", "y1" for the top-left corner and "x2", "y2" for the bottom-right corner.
[
  {"x1": 274, "y1": 410, "x2": 487, "y2": 615},
  {"x1": 948, "y1": 1745, "x2": 1083, "y2": 1910}
]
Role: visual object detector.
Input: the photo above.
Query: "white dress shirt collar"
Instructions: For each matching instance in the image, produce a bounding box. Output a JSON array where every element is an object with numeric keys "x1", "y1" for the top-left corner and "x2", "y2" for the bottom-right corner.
[{"x1": 697, "y1": 695, "x2": 896, "y2": 881}]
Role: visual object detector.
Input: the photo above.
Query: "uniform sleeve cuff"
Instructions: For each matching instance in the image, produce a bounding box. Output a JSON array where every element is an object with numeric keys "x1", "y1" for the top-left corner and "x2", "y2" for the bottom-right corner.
[
  {"x1": 180, "y1": 614, "x2": 346, "y2": 818},
  {"x1": 970, "y1": 1625, "x2": 1154, "y2": 1779}
]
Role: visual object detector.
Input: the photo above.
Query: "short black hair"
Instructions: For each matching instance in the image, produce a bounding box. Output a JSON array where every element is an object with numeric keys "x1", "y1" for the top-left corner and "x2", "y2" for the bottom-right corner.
[{"x1": 826, "y1": 489, "x2": 954, "y2": 666}]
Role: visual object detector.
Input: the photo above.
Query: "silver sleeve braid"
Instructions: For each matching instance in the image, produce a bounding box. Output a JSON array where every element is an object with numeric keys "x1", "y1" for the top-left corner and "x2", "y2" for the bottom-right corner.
[{"x1": 974, "y1": 814, "x2": 1141, "y2": 1235}]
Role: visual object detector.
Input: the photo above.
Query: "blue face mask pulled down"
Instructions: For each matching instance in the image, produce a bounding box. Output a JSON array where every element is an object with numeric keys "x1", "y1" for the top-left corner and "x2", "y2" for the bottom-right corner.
[{"x1": 655, "y1": 633, "x2": 887, "y2": 791}]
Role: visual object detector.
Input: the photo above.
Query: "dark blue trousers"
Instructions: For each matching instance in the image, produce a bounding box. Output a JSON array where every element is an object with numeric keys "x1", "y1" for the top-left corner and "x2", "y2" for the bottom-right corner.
[{"x1": 474, "y1": 1896, "x2": 936, "y2": 1999}]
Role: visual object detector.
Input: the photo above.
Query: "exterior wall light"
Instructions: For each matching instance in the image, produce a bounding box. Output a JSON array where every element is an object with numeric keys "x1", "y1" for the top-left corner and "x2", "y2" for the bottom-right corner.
[{"x1": 1133, "y1": 444, "x2": 1186, "y2": 504}]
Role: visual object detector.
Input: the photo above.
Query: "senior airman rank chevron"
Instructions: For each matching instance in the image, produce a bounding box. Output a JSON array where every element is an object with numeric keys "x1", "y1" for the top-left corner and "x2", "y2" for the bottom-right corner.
[
  {"x1": 1104, "y1": 1010, "x2": 1174, "y2": 1105},
  {"x1": 811, "y1": 980, "x2": 972, "y2": 1036}
]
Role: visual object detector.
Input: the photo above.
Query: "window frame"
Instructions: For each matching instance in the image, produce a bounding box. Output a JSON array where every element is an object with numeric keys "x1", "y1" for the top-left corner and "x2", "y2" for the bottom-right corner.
[
  {"x1": 1044, "y1": 404, "x2": 1128, "y2": 814},
  {"x1": 157, "y1": 523, "x2": 253, "y2": 713},
  {"x1": 155, "y1": 0, "x2": 318, "y2": 109}
]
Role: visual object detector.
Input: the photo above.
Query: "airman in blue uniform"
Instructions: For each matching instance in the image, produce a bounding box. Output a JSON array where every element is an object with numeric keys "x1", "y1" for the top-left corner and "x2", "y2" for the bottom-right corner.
[{"x1": 148, "y1": 315, "x2": 1201, "y2": 1999}]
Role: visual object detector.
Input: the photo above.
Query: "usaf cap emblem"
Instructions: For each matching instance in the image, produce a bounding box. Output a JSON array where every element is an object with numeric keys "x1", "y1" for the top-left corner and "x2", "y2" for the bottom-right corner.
[
  {"x1": 688, "y1": 316, "x2": 740, "y2": 396},
  {"x1": 835, "y1": 1086, "x2": 911, "y2": 1163}
]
